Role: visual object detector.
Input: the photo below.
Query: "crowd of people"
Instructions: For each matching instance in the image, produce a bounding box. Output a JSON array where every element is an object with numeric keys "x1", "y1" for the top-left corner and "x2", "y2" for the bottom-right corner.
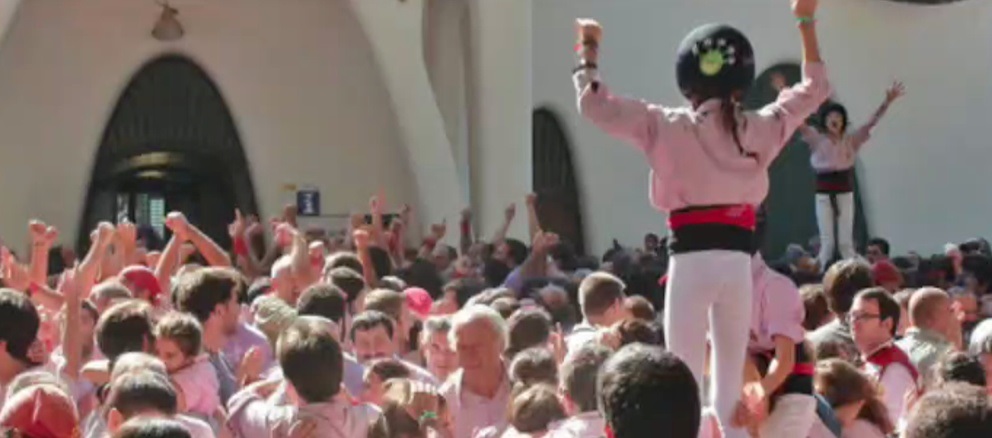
[{"x1": 0, "y1": 0, "x2": 990, "y2": 437}]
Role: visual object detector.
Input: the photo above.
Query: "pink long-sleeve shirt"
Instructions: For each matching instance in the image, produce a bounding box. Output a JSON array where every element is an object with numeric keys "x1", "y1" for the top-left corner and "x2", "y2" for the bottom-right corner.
[
  {"x1": 749, "y1": 254, "x2": 806, "y2": 353},
  {"x1": 574, "y1": 63, "x2": 831, "y2": 212},
  {"x1": 799, "y1": 122, "x2": 874, "y2": 173},
  {"x1": 172, "y1": 356, "x2": 221, "y2": 418}
]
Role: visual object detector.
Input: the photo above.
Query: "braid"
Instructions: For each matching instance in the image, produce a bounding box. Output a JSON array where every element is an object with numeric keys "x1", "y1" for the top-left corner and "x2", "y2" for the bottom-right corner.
[{"x1": 721, "y1": 98, "x2": 756, "y2": 160}]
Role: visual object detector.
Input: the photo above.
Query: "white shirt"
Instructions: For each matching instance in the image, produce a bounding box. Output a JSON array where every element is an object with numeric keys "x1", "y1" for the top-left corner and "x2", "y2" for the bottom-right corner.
[
  {"x1": 841, "y1": 419, "x2": 886, "y2": 438},
  {"x1": 866, "y1": 361, "x2": 915, "y2": 430},
  {"x1": 227, "y1": 388, "x2": 377, "y2": 438},
  {"x1": 547, "y1": 411, "x2": 606, "y2": 438},
  {"x1": 441, "y1": 368, "x2": 512, "y2": 438}
]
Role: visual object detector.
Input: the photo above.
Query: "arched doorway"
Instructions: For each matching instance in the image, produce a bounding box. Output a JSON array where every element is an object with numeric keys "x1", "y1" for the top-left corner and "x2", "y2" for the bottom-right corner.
[
  {"x1": 79, "y1": 55, "x2": 258, "y2": 251},
  {"x1": 532, "y1": 108, "x2": 586, "y2": 255},
  {"x1": 743, "y1": 63, "x2": 869, "y2": 260}
]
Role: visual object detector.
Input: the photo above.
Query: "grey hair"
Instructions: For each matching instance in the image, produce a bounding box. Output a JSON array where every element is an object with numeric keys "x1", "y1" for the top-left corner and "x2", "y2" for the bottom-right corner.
[
  {"x1": 112, "y1": 352, "x2": 168, "y2": 381},
  {"x1": 449, "y1": 305, "x2": 508, "y2": 352},
  {"x1": 420, "y1": 316, "x2": 452, "y2": 346}
]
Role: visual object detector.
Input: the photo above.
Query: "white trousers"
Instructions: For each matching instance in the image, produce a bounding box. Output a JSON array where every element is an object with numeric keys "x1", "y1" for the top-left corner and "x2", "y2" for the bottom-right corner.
[
  {"x1": 760, "y1": 393, "x2": 818, "y2": 438},
  {"x1": 665, "y1": 250, "x2": 752, "y2": 438},
  {"x1": 815, "y1": 192, "x2": 857, "y2": 267}
]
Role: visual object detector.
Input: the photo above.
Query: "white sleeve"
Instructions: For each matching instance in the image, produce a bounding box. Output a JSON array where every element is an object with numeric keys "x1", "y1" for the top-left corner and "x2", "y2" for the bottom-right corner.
[{"x1": 878, "y1": 364, "x2": 915, "y2": 427}]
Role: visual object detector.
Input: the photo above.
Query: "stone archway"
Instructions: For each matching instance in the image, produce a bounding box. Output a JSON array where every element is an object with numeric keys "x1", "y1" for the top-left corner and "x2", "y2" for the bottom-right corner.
[
  {"x1": 533, "y1": 107, "x2": 586, "y2": 255},
  {"x1": 743, "y1": 63, "x2": 869, "y2": 260},
  {"x1": 79, "y1": 55, "x2": 258, "y2": 251}
]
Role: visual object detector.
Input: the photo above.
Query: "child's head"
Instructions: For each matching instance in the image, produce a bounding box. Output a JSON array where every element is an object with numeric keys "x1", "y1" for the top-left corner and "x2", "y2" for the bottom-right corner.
[
  {"x1": 362, "y1": 358, "x2": 411, "y2": 406},
  {"x1": 675, "y1": 24, "x2": 755, "y2": 105},
  {"x1": 153, "y1": 312, "x2": 203, "y2": 373},
  {"x1": 819, "y1": 102, "x2": 849, "y2": 136}
]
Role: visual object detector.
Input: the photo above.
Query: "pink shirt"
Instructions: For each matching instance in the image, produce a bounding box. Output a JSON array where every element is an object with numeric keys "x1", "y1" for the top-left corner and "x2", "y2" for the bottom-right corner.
[
  {"x1": 574, "y1": 63, "x2": 831, "y2": 212},
  {"x1": 749, "y1": 254, "x2": 806, "y2": 353},
  {"x1": 172, "y1": 356, "x2": 221, "y2": 418},
  {"x1": 227, "y1": 390, "x2": 377, "y2": 438},
  {"x1": 440, "y1": 368, "x2": 512, "y2": 438},
  {"x1": 799, "y1": 123, "x2": 874, "y2": 173}
]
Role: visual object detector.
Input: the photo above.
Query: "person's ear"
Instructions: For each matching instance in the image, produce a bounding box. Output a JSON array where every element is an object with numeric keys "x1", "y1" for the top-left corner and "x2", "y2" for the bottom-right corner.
[{"x1": 107, "y1": 408, "x2": 125, "y2": 433}]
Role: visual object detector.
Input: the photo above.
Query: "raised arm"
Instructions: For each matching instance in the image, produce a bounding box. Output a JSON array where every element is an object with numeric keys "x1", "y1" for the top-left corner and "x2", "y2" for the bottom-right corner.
[
  {"x1": 850, "y1": 81, "x2": 905, "y2": 148},
  {"x1": 525, "y1": 193, "x2": 542, "y2": 243},
  {"x1": 490, "y1": 204, "x2": 515, "y2": 246},
  {"x1": 770, "y1": 72, "x2": 823, "y2": 144},
  {"x1": 751, "y1": 0, "x2": 832, "y2": 155},
  {"x1": 27, "y1": 221, "x2": 58, "y2": 285},
  {"x1": 573, "y1": 19, "x2": 661, "y2": 152},
  {"x1": 167, "y1": 212, "x2": 232, "y2": 268}
]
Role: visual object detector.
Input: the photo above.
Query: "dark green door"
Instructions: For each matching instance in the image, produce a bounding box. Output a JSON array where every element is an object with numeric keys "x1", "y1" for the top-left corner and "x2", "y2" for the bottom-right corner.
[{"x1": 743, "y1": 63, "x2": 869, "y2": 261}]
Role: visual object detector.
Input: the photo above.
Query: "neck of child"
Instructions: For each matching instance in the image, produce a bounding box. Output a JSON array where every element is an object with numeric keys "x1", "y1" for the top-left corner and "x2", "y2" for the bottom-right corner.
[{"x1": 0, "y1": 359, "x2": 29, "y2": 385}]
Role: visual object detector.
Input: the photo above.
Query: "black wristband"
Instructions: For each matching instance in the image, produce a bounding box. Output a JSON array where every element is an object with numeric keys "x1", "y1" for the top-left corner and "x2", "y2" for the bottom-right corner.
[{"x1": 572, "y1": 62, "x2": 598, "y2": 73}]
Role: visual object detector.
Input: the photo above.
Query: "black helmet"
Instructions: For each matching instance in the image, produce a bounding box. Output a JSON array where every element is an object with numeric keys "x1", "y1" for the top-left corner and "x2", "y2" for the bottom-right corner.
[{"x1": 676, "y1": 24, "x2": 755, "y2": 101}]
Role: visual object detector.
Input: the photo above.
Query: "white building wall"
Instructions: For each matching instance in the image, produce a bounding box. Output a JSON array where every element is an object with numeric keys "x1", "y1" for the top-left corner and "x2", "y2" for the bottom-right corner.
[
  {"x1": 0, "y1": 0, "x2": 430, "y2": 249},
  {"x1": 533, "y1": 0, "x2": 992, "y2": 256}
]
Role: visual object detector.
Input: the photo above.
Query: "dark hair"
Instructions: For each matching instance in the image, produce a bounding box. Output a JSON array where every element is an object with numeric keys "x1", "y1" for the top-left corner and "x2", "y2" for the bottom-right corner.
[
  {"x1": 112, "y1": 417, "x2": 191, "y2": 438},
  {"x1": 0, "y1": 289, "x2": 39, "y2": 364},
  {"x1": 483, "y1": 260, "x2": 512, "y2": 287},
  {"x1": 153, "y1": 312, "x2": 202, "y2": 358},
  {"x1": 561, "y1": 344, "x2": 612, "y2": 413},
  {"x1": 491, "y1": 297, "x2": 520, "y2": 321},
  {"x1": 296, "y1": 283, "x2": 347, "y2": 324},
  {"x1": 854, "y1": 288, "x2": 901, "y2": 337},
  {"x1": 367, "y1": 358, "x2": 411, "y2": 382},
  {"x1": 937, "y1": 352, "x2": 987, "y2": 388},
  {"x1": 325, "y1": 267, "x2": 365, "y2": 305},
  {"x1": 815, "y1": 359, "x2": 894, "y2": 434},
  {"x1": 325, "y1": 252, "x2": 364, "y2": 275},
  {"x1": 96, "y1": 300, "x2": 156, "y2": 362},
  {"x1": 350, "y1": 310, "x2": 395, "y2": 342},
  {"x1": 173, "y1": 267, "x2": 239, "y2": 323},
  {"x1": 509, "y1": 383, "x2": 566, "y2": 433},
  {"x1": 578, "y1": 273, "x2": 625, "y2": 318},
  {"x1": 819, "y1": 102, "x2": 849, "y2": 133},
  {"x1": 504, "y1": 239, "x2": 529, "y2": 266},
  {"x1": 277, "y1": 318, "x2": 344, "y2": 403},
  {"x1": 962, "y1": 254, "x2": 992, "y2": 289},
  {"x1": 509, "y1": 347, "x2": 558, "y2": 388},
  {"x1": 616, "y1": 319, "x2": 661, "y2": 346},
  {"x1": 108, "y1": 371, "x2": 178, "y2": 417},
  {"x1": 377, "y1": 276, "x2": 406, "y2": 292},
  {"x1": 800, "y1": 284, "x2": 830, "y2": 331},
  {"x1": 397, "y1": 258, "x2": 443, "y2": 299},
  {"x1": 598, "y1": 344, "x2": 700, "y2": 438},
  {"x1": 624, "y1": 296, "x2": 655, "y2": 321},
  {"x1": 246, "y1": 278, "x2": 271, "y2": 306},
  {"x1": 867, "y1": 238, "x2": 890, "y2": 256},
  {"x1": 444, "y1": 278, "x2": 486, "y2": 308},
  {"x1": 368, "y1": 246, "x2": 393, "y2": 279},
  {"x1": 904, "y1": 382, "x2": 992, "y2": 438},
  {"x1": 823, "y1": 259, "x2": 874, "y2": 315},
  {"x1": 363, "y1": 289, "x2": 405, "y2": 324}
]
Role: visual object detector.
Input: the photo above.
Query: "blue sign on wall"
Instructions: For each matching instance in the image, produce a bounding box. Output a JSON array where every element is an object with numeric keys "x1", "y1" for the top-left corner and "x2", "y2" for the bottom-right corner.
[{"x1": 297, "y1": 189, "x2": 320, "y2": 217}]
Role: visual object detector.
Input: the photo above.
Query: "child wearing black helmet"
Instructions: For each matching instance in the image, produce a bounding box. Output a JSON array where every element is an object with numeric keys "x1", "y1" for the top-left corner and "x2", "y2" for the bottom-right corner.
[{"x1": 573, "y1": 1, "x2": 830, "y2": 436}]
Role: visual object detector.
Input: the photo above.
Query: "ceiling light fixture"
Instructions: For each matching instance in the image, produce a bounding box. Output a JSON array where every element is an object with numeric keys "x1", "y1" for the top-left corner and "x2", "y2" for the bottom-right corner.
[{"x1": 151, "y1": 1, "x2": 183, "y2": 42}]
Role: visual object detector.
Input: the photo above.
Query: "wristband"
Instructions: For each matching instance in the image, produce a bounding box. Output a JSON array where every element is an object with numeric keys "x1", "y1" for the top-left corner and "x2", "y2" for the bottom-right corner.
[
  {"x1": 797, "y1": 16, "x2": 815, "y2": 25},
  {"x1": 233, "y1": 236, "x2": 250, "y2": 257},
  {"x1": 27, "y1": 281, "x2": 41, "y2": 297},
  {"x1": 572, "y1": 62, "x2": 598, "y2": 73},
  {"x1": 419, "y1": 411, "x2": 438, "y2": 423}
]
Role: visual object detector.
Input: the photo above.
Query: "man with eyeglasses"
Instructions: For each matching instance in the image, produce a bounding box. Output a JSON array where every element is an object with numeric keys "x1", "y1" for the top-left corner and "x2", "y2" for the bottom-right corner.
[{"x1": 849, "y1": 287, "x2": 919, "y2": 432}]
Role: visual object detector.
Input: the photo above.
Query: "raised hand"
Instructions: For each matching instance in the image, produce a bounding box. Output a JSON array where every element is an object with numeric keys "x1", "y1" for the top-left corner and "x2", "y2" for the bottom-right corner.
[
  {"x1": 353, "y1": 228, "x2": 371, "y2": 249},
  {"x1": 885, "y1": 81, "x2": 906, "y2": 103},
  {"x1": 2, "y1": 247, "x2": 30, "y2": 292},
  {"x1": 525, "y1": 193, "x2": 538, "y2": 207},
  {"x1": 165, "y1": 212, "x2": 191, "y2": 241},
  {"x1": 504, "y1": 203, "x2": 516, "y2": 221},
  {"x1": 369, "y1": 195, "x2": 382, "y2": 217},
  {"x1": 117, "y1": 221, "x2": 137, "y2": 245},
  {"x1": 29, "y1": 220, "x2": 58, "y2": 247},
  {"x1": 460, "y1": 207, "x2": 472, "y2": 223},
  {"x1": 239, "y1": 346, "x2": 266, "y2": 384},
  {"x1": 275, "y1": 223, "x2": 297, "y2": 248},
  {"x1": 229, "y1": 209, "x2": 246, "y2": 239},
  {"x1": 575, "y1": 18, "x2": 602, "y2": 44},
  {"x1": 430, "y1": 220, "x2": 447, "y2": 240},
  {"x1": 245, "y1": 215, "x2": 263, "y2": 237},
  {"x1": 792, "y1": 0, "x2": 818, "y2": 19}
]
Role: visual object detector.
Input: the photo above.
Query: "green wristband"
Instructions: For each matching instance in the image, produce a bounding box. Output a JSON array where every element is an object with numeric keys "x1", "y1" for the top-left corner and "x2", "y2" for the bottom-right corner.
[
  {"x1": 797, "y1": 16, "x2": 815, "y2": 24},
  {"x1": 419, "y1": 411, "x2": 438, "y2": 423}
]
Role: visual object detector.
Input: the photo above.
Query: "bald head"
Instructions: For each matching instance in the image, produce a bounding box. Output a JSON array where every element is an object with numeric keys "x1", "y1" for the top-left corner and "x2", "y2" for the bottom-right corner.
[{"x1": 909, "y1": 288, "x2": 951, "y2": 330}]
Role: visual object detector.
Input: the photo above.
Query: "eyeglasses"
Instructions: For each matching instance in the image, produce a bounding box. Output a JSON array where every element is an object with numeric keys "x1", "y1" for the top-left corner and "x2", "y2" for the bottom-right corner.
[{"x1": 846, "y1": 313, "x2": 881, "y2": 324}]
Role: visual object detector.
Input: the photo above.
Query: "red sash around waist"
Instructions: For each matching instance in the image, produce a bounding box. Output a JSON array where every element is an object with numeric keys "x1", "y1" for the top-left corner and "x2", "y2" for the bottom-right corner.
[{"x1": 668, "y1": 204, "x2": 757, "y2": 231}]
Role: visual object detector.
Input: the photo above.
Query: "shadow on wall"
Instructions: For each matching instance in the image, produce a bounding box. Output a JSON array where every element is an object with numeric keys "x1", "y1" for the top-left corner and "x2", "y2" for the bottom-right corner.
[{"x1": 743, "y1": 62, "x2": 869, "y2": 260}]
